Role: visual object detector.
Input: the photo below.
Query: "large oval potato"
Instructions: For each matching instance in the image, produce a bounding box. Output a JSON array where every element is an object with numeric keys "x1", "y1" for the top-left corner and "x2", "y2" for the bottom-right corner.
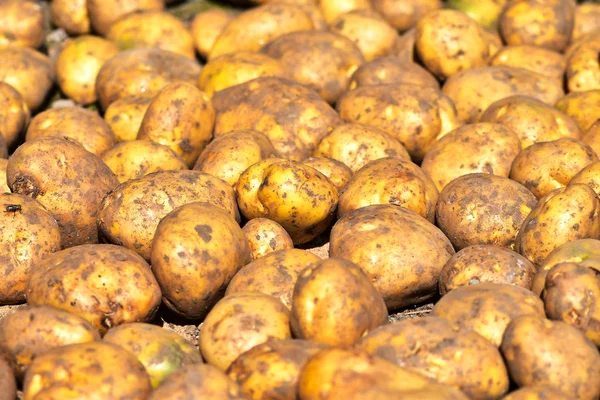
[
  {"x1": 104, "y1": 94, "x2": 153, "y2": 142},
  {"x1": 87, "y1": 0, "x2": 164, "y2": 36},
  {"x1": 50, "y1": 0, "x2": 90, "y2": 35},
  {"x1": 348, "y1": 58, "x2": 439, "y2": 90},
  {"x1": 490, "y1": 45, "x2": 566, "y2": 82},
  {"x1": 0, "y1": 82, "x2": 29, "y2": 149},
  {"x1": 0, "y1": 0, "x2": 44, "y2": 50},
  {"x1": 241, "y1": 218, "x2": 294, "y2": 261}
]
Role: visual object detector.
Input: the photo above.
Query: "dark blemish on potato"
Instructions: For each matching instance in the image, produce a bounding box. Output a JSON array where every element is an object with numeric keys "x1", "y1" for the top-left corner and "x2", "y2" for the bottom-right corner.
[{"x1": 194, "y1": 224, "x2": 213, "y2": 243}]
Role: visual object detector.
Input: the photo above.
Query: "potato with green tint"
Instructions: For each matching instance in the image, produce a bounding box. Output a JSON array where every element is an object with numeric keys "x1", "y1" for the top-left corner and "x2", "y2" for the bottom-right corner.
[
  {"x1": 0, "y1": 0, "x2": 44, "y2": 50},
  {"x1": 104, "y1": 95, "x2": 153, "y2": 142},
  {"x1": 50, "y1": 0, "x2": 90, "y2": 35},
  {"x1": 490, "y1": 45, "x2": 566, "y2": 82},
  {"x1": 303, "y1": 157, "x2": 352, "y2": 191},
  {"x1": 348, "y1": 58, "x2": 439, "y2": 90},
  {"x1": 0, "y1": 82, "x2": 29, "y2": 149},
  {"x1": 372, "y1": 0, "x2": 441, "y2": 31},
  {"x1": 191, "y1": 9, "x2": 233, "y2": 59},
  {"x1": 241, "y1": 219, "x2": 294, "y2": 262},
  {"x1": 87, "y1": 0, "x2": 164, "y2": 36}
]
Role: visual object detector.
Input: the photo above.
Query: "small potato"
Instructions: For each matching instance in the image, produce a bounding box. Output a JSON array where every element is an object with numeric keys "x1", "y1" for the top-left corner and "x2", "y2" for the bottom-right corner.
[
  {"x1": 191, "y1": 9, "x2": 233, "y2": 59},
  {"x1": 0, "y1": 357, "x2": 15, "y2": 400},
  {"x1": 241, "y1": 219, "x2": 294, "y2": 261},
  {"x1": 0, "y1": 0, "x2": 44, "y2": 50},
  {"x1": 318, "y1": 0, "x2": 371, "y2": 23},
  {"x1": 501, "y1": 316, "x2": 600, "y2": 400},
  {"x1": 303, "y1": 157, "x2": 352, "y2": 191},
  {"x1": 330, "y1": 204, "x2": 455, "y2": 309},
  {"x1": 152, "y1": 202, "x2": 249, "y2": 320},
  {"x1": 480, "y1": 95, "x2": 582, "y2": 149},
  {"x1": 348, "y1": 58, "x2": 439, "y2": 90},
  {"x1": 556, "y1": 89, "x2": 600, "y2": 132},
  {"x1": 490, "y1": 45, "x2": 566, "y2": 82},
  {"x1": 516, "y1": 184, "x2": 600, "y2": 265},
  {"x1": 573, "y1": 3, "x2": 600, "y2": 42},
  {"x1": 566, "y1": 38, "x2": 600, "y2": 93},
  {"x1": 26, "y1": 107, "x2": 117, "y2": 156},
  {"x1": 416, "y1": 9, "x2": 489, "y2": 80},
  {"x1": 500, "y1": 0, "x2": 576, "y2": 52},
  {"x1": 98, "y1": 170, "x2": 239, "y2": 261},
  {"x1": 104, "y1": 94, "x2": 153, "y2": 142},
  {"x1": 436, "y1": 173, "x2": 537, "y2": 251},
  {"x1": 235, "y1": 158, "x2": 338, "y2": 245},
  {"x1": 0, "y1": 305, "x2": 100, "y2": 379},
  {"x1": 439, "y1": 245, "x2": 537, "y2": 295},
  {"x1": 137, "y1": 82, "x2": 215, "y2": 167},
  {"x1": 0, "y1": 82, "x2": 29, "y2": 149},
  {"x1": 358, "y1": 317, "x2": 509, "y2": 399},
  {"x1": 502, "y1": 386, "x2": 570, "y2": 400},
  {"x1": 582, "y1": 120, "x2": 600, "y2": 156},
  {"x1": 87, "y1": 0, "x2": 164, "y2": 36},
  {"x1": 104, "y1": 323, "x2": 201, "y2": 387},
  {"x1": 200, "y1": 292, "x2": 292, "y2": 371},
  {"x1": 570, "y1": 160, "x2": 600, "y2": 196},
  {"x1": 433, "y1": 283, "x2": 545, "y2": 346},
  {"x1": 442, "y1": 66, "x2": 564, "y2": 123},
  {"x1": 50, "y1": 0, "x2": 90, "y2": 35},
  {"x1": 421, "y1": 123, "x2": 522, "y2": 192},
  {"x1": 372, "y1": 0, "x2": 441, "y2": 31},
  {"x1": 23, "y1": 342, "x2": 151, "y2": 400},
  {"x1": 338, "y1": 157, "x2": 438, "y2": 222},
  {"x1": 0, "y1": 160, "x2": 9, "y2": 193}
]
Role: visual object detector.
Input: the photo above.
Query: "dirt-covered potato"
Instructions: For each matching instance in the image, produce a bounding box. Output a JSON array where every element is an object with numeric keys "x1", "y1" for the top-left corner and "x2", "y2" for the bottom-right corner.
[
  {"x1": 433, "y1": 283, "x2": 545, "y2": 346},
  {"x1": 436, "y1": 173, "x2": 537, "y2": 251},
  {"x1": 570, "y1": 160, "x2": 600, "y2": 196},
  {"x1": 480, "y1": 95, "x2": 582, "y2": 149},
  {"x1": 556, "y1": 90, "x2": 600, "y2": 132},
  {"x1": 104, "y1": 94, "x2": 153, "y2": 142},
  {"x1": 0, "y1": 82, "x2": 29, "y2": 149},
  {"x1": 241, "y1": 219, "x2": 294, "y2": 262},
  {"x1": 96, "y1": 48, "x2": 201, "y2": 110},
  {"x1": 348, "y1": 58, "x2": 439, "y2": 90},
  {"x1": 199, "y1": 52, "x2": 287, "y2": 98},
  {"x1": 137, "y1": 82, "x2": 214, "y2": 167},
  {"x1": 235, "y1": 158, "x2": 338, "y2": 245},
  {"x1": 0, "y1": 356, "x2": 15, "y2": 400},
  {"x1": 338, "y1": 157, "x2": 438, "y2": 221},
  {"x1": 262, "y1": 31, "x2": 364, "y2": 104},
  {"x1": 191, "y1": 9, "x2": 233, "y2": 59},
  {"x1": 50, "y1": 0, "x2": 90, "y2": 35},
  {"x1": 500, "y1": 0, "x2": 576, "y2": 52},
  {"x1": 573, "y1": 3, "x2": 600, "y2": 42},
  {"x1": 358, "y1": 317, "x2": 509, "y2": 399},
  {"x1": 0, "y1": 305, "x2": 100, "y2": 379},
  {"x1": 502, "y1": 316, "x2": 600, "y2": 400},
  {"x1": 566, "y1": 38, "x2": 600, "y2": 93},
  {"x1": 442, "y1": 66, "x2": 564, "y2": 123},
  {"x1": 0, "y1": 0, "x2": 44, "y2": 50},
  {"x1": 415, "y1": 9, "x2": 489, "y2": 80},
  {"x1": 502, "y1": 386, "x2": 570, "y2": 400},
  {"x1": 331, "y1": 204, "x2": 454, "y2": 309},
  {"x1": 8, "y1": 137, "x2": 118, "y2": 248},
  {"x1": 87, "y1": 0, "x2": 164, "y2": 36},
  {"x1": 98, "y1": 170, "x2": 239, "y2": 261},
  {"x1": 490, "y1": 45, "x2": 566, "y2": 82},
  {"x1": 213, "y1": 77, "x2": 342, "y2": 161},
  {"x1": 26, "y1": 107, "x2": 117, "y2": 156},
  {"x1": 0, "y1": 160, "x2": 9, "y2": 193},
  {"x1": 439, "y1": 245, "x2": 536, "y2": 295},
  {"x1": 23, "y1": 342, "x2": 151, "y2": 399},
  {"x1": 303, "y1": 157, "x2": 352, "y2": 191},
  {"x1": 422, "y1": 123, "x2": 522, "y2": 192},
  {"x1": 516, "y1": 184, "x2": 600, "y2": 265},
  {"x1": 372, "y1": 0, "x2": 441, "y2": 31},
  {"x1": 200, "y1": 292, "x2": 292, "y2": 371},
  {"x1": 0, "y1": 48, "x2": 54, "y2": 111},
  {"x1": 337, "y1": 83, "x2": 462, "y2": 162}
]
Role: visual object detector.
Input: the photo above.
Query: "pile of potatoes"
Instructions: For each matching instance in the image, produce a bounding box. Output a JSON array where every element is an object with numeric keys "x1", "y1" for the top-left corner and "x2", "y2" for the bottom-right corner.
[{"x1": 4, "y1": 0, "x2": 600, "y2": 398}]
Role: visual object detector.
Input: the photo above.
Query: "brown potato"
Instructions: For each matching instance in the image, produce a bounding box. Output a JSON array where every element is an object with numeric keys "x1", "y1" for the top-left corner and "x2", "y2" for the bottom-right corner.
[
  {"x1": 200, "y1": 292, "x2": 292, "y2": 371},
  {"x1": 241, "y1": 219, "x2": 294, "y2": 262},
  {"x1": 433, "y1": 283, "x2": 545, "y2": 346},
  {"x1": 7, "y1": 137, "x2": 119, "y2": 248},
  {"x1": 318, "y1": 0, "x2": 371, "y2": 23},
  {"x1": 436, "y1": 173, "x2": 537, "y2": 251},
  {"x1": 516, "y1": 184, "x2": 600, "y2": 265},
  {"x1": 0, "y1": 82, "x2": 29, "y2": 149},
  {"x1": 98, "y1": 170, "x2": 239, "y2": 261},
  {"x1": 104, "y1": 94, "x2": 153, "y2": 142},
  {"x1": 23, "y1": 342, "x2": 151, "y2": 399},
  {"x1": 262, "y1": 31, "x2": 364, "y2": 104},
  {"x1": 0, "y1": 0, "x2": 44, "y2": 50},
  {"x1": 501, "y1": 316, "x2": 600, "y2": 400},
  {"x1": 50, "y1": 0, "x2": 90, "y2": 35},
  {"x1": 303, "y1": 157, "x2": 352, "y2": 191},
  {"x1": 502, "y1": 386, "x2": 570, "y2": 400},
  {"x1": 87, "y1": 0, "x2": 164, "y2": 36},
  {"x1": 0, "y1": 160, "x2": 9, "y2": 193},
  {"x1": 372, "y1": 0, "x2": 442, "y2": 31},
  {"x1": 0, "y1": 356, "x2": 15, "y2": 400},
  {"x1": 0, "y1": 305, "x2": 100, "y2": 380},
  {"x1": 490, "y1": 45, "x2": 566, "y2": 82},
  {"x1": 573, "y1": 3, "x2": 600, "y2": 42},
  {"x1": 358, "y1": 317, "x2": 509, "y2": 399},
  {"x1": 570, "y1": 160, "x2": 600, "y2": 196},
  {"x1": 422, "y1": 123, "x2": 522, "y2": 192},
  {"x1": 390, "y1": 28, "x2": 416, "y2": 62},
  {"x1": 439, "y1": 245, "x2": 537, "y2": 295},
  {"x1": 191, "y1": 9, "x2": 233, "y2": 59},
  {"x1": 348, "y1": 58, "x2": 439, "y2": 90},
  {"x1": 330, "y1": 204, "x2": 454, "y2": 309},
  {"x1": 556, "y1": 89, "x2": 600, "y2": 132}
]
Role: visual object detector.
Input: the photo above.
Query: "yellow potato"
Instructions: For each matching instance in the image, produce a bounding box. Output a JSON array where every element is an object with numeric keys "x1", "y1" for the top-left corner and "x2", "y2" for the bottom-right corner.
[
  {"x1": 556, "y1": 89, "x2": 600, "y2": 132},
  {"x1": 0, "y1": 159, "x2": 9, "y2": 193},
  {"x1": 570, "y1": 160, "x2": 600, "y2": 196},
  {"x1": 0, "y1": 356, "x2": 15, "y2": 400},
  {"x1": 490, "y1": 45, "x2": 566, "y2": 81},
  {"x1": 372, "y1": 0, "x2": 441, "y2": 31},
  {"x1": 0, "y1": 0, "x2": 44, "y2": 50},
  {"x1": 104, "y1": 94, "x2": 153, "y2": 142},
  {"x1": 242, "y1": 219, "x2": 294, "y2": 262},
  {"x1": 582, "y1": 119, "x2": 600, "y2": 156},
  {"x1": 503, "y1": 386, "x2": 570, "y2": 400},
  {"x1": 566, "y1": 38, "x2": 600, "y2": 92},
  {"x1": 0, "y1": 82, "x2": 29, "y2": 148},
  {"x1": 87, "y1": 0, "x2": 164, "y2": 36},
  {"x1": 191, "y1": 9, "x2": 233, "y2": 59},
  {"x1": 302, "y1": 156, "x2": 352, "y2": 191},
  {"x1": 348, "y1": 58, "x2": 439, "y2": 90},
  {"x1": 50, "y1": 0, "x2": 90, "y2": 35},
  {"x1": 319, "y1": 0, "x2": 371, "y2": 23},
  {"x1": 572, "y1": 3, "x2": 600, "y2": 42}
]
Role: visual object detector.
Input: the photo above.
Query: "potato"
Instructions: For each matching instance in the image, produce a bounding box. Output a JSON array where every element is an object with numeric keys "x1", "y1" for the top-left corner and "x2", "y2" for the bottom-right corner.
[
  {"x1": 573, "y1": 3, "x2": 600, "y2": 42},
  {"x1": 337, "y1": 83, "x2": 462, "y2": 162},
  {"x1": 556, "y1": 90, "x2": 600, "y2": 132},
  {"x1": 23, "y1": 342, "x2": 151, "y2": 400},
  {"x1": 152, "y1": 202, "x2": 249, "y2": 319},
  {"x1": 439, "y1": 245, "x2": 537, "y2": 295},
  {"x1": 372, "y1": 0, "x2": 441, "y2": 31},
  {"x1": 338, "y1": 157, "x2": 438, "y2": 222},
  {"x1": 209, "y1": 4, "x2": 314, "y2": 60},
  {"x1": 261, "y1": 31, "x2": 364, "y2": 104},
  {"x1": 500, "y1": 0, "x2": 576, "y2": 52},
  {"x1": 501, "y1": 316, "x2": 600, "y2": 400},
  {"x1": 241, "y1": 219, "x2": 294, "y2": 262},
  {"x1": 566, "y1": 38, "x2": 600, "y2": 93},
  {"x1": 0, "y1": 48, "x2": 54, "y2": 111},
  {"x1": 416, "y1": 9, "x2": 489, "y2": 80},
  {"x1": 348, "y1": 58, "x2": 439, "y2": 90},
  {"x1": 480, "y1": 95, "x2": 582, "y2": 149},
  {"x1": 318, "y1": 0, "x2": 371, "y2": 23},
  {"x1": 235, "y1": 158, "x2": 338, "y2": 244},
  {"x1": 50, "y1": 0, "x2": 90, "y2": 35},
  {"x1": 442, "y1": 66, "x2": 564, "y2": 123},
  {"x1": 358, "y1": 317, "x2": 509, "y2": 399},
  {"x1": 303, "y1": 157, "x2": 352, "y2": 191},
  {"x1": 200, "y1": 292, "x2": 292, "y2": 371},
  {"x1": 191, "y1": 9, "x2": 233, "y2": 59},
  {"x1": 87, "y1": 0, "x2": 164, "y2": 36},
  {"x1": 103, "y1": 323, "x2": 201, "y2": 388},
  {"x1": 0, "y1": 305, "x2": 100, "y2": 380},
  {"x1": 502, "y1": 386, "x2": 570, "y2": 400},
  {"x1": 277, "y1": 0, "x2": 327, "y2": 30},
  {"x1": 0, "y1": 0, "x2": 44, "y2": 50},
  {"x1": 436, "y1": 173, "x2": 537, "y2": 251},
  {"x1": 447, "y1": 0, "x2": 507, "y2": 29},
  {"x1": 390, "y1": 28, "x2": 416, "y2": 62},
  {"x1": 345, "y1": 386, "x2": 468, "y2": 400},
  {"x1": 7, "y1": 137, "x2": 118, "y2": 248},
  {"x1": 0, "y1": 356, "x2": 15, "y2": 400},
  {"x1": 330, "y1": 204, "x2": 454, "y2": 309},
  {"x1": 26, "y1": 107, "x2": 117, "y2": 157},
  {"x1": 582, "y1": 120, "x2": 600, "y2": 156},
  {"x1": 516, "y1": 184, "x2": 600, "y2": 265},
  {"x1": 0, "y1": 160, "x2": 9, "y2": 193},
  {"x1": 570, "y1": 160, "x2": 600, "y2": 197},
  {"x1": 137, "y1": 82, "x2": 214, "y2": 167},
  {"x1": 213, "y1": 77, "x2": 342, "y2": 161},
  {"x1": 149, "y1": 364, "x2": 247, "y2": 400},
  {"x1": 421, "y1": 123, "x2": 522, "y2": 192},
  {"x1": 98, "y1": 170, "x2": 239, "y2": 261},
  {"x1": 96, "y1": 48, "x2": 201, "y2": 110},
  {"x1": 104, "y1": 94, "x2": 153, "y2": 142},
  {"x1": 490, "y1": 45, "x2": 566, "y2": 82},
  {"x1": 433, "y1": 283, "x2": 545, "y2": 346},
  {"x1": 0, "y1": 82, "x2": 29, "y2": 149},
  {"x1": 0, "y1": 135, "x2": 6, "y2": 159}
]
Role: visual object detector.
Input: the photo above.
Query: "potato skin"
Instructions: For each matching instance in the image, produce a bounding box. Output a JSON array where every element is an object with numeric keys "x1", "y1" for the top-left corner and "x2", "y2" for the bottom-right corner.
[
  {"x1": 318, "y1": 0, "x2": 371, "y2": 23},
  {"x1": 0, "y1": 305, "x2": 100, "y2": 380},
  {"x1": 303, "y1": 157, "x2": 352, "y2": 191},
  {"x1": 87, "y1": 0, "x2": 164, "y2": 36},
  {"x1": 573, "y1": 3, "x2": 600, "y2": 42},
  {"x1": 0, "y1": 82, "x2": 29, "y2": 148},
  {"x1": 582, "y1": 120, "x2": 600, "y2": 156},
  {"x1": 502, "y1": 386, "x2": 570, "y2": 400},
  {"x1": 570, "y1": 160, "x2": 600, "y2": 196},
  {"x1": 566, "y1": 38, "x2": 600, "y2": 93},
  {"x1": 0, "y1": 356, "x2": 16, "y2": 400},
  {"x1": 0, "y1": 159, "x2": 9, "y2": 193},
  {"x1": 0, "y1": 0, "x2": 44, "y2": 50},
  {"x1": 50, "y1": 0, "x2": 90, "y2": 35},
  {"x1": 556, "y1": 90, "x2": 600, "y2": 132},
  {"x1": 330, "y1": 204, "x2": 455, "y2": 310},
  {"x1": 241, "y1": 219, "x2": 294, "y2": 261},
  {"x1": 490, "y1": 45, "x2": 566, "y2": 82},
  {"x1": 191, "y1": 9, "x2": 233, "y2": 59},
  {"x1": 501, "y1": 316, "x2": 600, "y2": 400},
  {"x1": 372, "y1": 0, "x2": 441, "y2": 31},
  {"x1": 348, "y1": 58, "x2": 439, "y2": 90},
  {"x1": 104, "y1": 95, "x2": 153, "y2": 142},
  {"x1": 151, "y1": 202, "x2": 249, "y2": 320}
]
